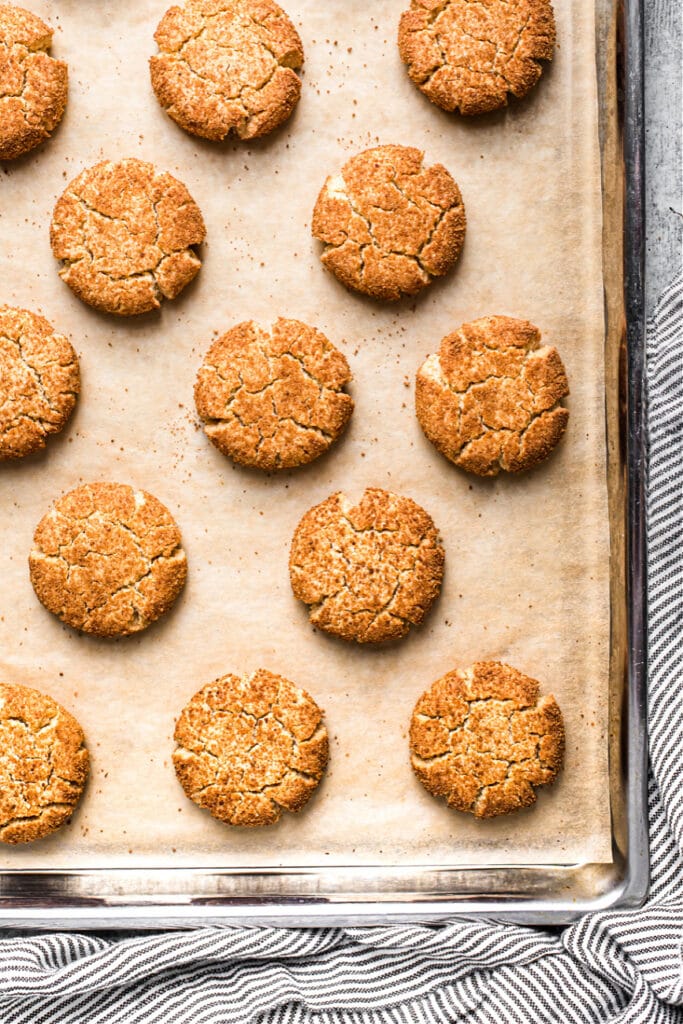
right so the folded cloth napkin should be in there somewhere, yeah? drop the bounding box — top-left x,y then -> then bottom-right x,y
0,275 -> 681,1024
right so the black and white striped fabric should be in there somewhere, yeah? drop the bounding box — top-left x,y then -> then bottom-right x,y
1,275 -> 681,1024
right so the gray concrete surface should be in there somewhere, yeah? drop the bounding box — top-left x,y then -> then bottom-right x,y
645,0 -> 682,310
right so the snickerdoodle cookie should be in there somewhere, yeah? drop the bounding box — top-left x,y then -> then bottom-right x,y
29,482 -> 187,637
195,318 -> 353,470
410,661 -> 564,818
289,488 -> 445,644
173,668 -> 328,827
415,316 -> 569,476
0,305 -> 79,460
398,0 -> 556,116
0,682 -> 89,844
0,4 -> 67,160
50,158 -> 206,316
150,0 -> 304,141
312,145 -> 466,301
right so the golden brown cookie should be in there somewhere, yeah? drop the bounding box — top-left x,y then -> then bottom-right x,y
0,682 -> 89,844
415,315 -> 569,476
173,668 -> 329,827
0,305 -> 79,460
195,318 -> 353,470
50,158 -> 206,316
398,0 -> 555,116
0,4 -> 67,160
150,0 -> 304,141
410,661 -> 564,818
289,487 -> 445,644
312,145 -> 466,301
29,482 -> 187,637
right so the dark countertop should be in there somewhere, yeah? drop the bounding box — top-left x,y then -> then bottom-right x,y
645,0 -> 682,308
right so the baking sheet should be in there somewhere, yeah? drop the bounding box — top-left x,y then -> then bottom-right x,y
0,0 -> 611,868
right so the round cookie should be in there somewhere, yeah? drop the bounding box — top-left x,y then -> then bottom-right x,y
312,145 -> 466,301
398,0 -> 556,116
29,482 -> 187,637
0,305 -> 79,460
173,669 -> 329,827
410,661 -> 564,818
415,315 -> 569,476
0,4 -> 67,160
195,318 -> 354,470
289,487 -> 445,644
150,0 -> 304,141
0,682 -> 89,844
50,158 -> 206,316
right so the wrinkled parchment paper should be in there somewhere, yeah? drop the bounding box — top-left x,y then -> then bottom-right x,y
0,0 -> 611,868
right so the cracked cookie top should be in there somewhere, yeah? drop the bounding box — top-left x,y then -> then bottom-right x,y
410,661 -> 564,818
289,487 -> 445,644
398,0 -> 555,116
173,668 -> 329,827
29,482 -> 188,637
150,0 -> 304,141
0,305 -> 79,460
415,315 -> 569,476
0,682 -> 89,844
50,158 -> 206,316
0,4 -> 68,160
311,145 -> 466,302
194,318 -> 353,471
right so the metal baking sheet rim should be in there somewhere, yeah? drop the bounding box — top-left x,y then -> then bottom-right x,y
0,0 -> 649,927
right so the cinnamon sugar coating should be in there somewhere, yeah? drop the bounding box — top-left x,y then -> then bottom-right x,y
195,318 -> 353,470
398,0 -> 555,116
0,4 -> 67,159
29,482 -> 187,637
289,487 -> 445,644
415,315 -> 569,476
410,661 -> 564,818
312,145 -> 466,301
0,305 -> 79,459
0,682 -> 89,844
50,158 -> 206,316
150,0 -> 304,141
173,669 -> 328,827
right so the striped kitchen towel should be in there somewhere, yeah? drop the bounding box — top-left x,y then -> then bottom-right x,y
0,274 -> 681,1024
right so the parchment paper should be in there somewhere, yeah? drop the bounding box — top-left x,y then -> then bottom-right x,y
0,0 -> 611,868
